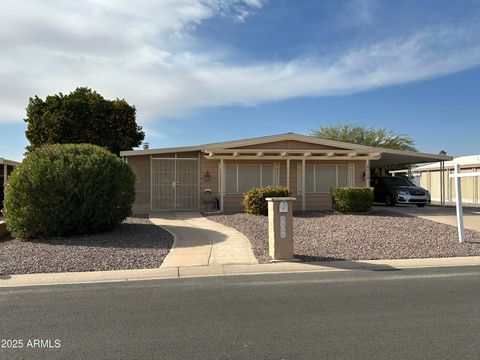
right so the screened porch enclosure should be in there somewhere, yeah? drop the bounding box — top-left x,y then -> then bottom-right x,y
225,164 -> 279,194
151,158 -> 199,210
303,164 -> 349,193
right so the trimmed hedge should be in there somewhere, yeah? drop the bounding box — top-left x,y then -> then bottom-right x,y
243,186 -> 289,216
330,187 -> 373,213
4,144 -> 135,239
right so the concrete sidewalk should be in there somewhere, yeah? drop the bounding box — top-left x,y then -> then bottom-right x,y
149,212 -> 257,268
2,256 -> 480,287
377,205 -> 480,232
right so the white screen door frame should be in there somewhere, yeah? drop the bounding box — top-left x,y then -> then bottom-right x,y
151,158 -> 199,210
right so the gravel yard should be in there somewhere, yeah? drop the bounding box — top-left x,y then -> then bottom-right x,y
0,216 -> 173,275
206,211 -> 480,263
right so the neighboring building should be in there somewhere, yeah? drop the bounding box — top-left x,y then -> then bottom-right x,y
0,157 -> 20,191
388,168 -> 421,186
414,155 -> 480,206
1,157 -> 20,211
120,133 -> 451,213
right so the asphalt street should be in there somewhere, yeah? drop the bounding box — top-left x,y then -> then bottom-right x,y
1,266 -> 480,359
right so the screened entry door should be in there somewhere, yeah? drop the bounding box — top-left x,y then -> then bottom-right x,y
152,159 -> 199,210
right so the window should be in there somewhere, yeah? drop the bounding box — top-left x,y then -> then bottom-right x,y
226,164 -> 276,194
305,164 -> 349,193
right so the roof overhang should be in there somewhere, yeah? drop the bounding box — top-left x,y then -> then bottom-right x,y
203,148 -> 381,161
120,133 -> 367,157
370,150 -> 451,167
0,158 -> 20,166
120,133 -> 453,166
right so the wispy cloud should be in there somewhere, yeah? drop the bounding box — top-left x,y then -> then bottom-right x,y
0,0 -> 479,126
143,127 -> 166,140
336,0 -> 378,28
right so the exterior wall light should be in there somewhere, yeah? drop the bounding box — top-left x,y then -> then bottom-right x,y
204,171 -> 211,182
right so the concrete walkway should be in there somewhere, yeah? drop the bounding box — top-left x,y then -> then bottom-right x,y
149,212 -> 258,268
376,205 -> 480,232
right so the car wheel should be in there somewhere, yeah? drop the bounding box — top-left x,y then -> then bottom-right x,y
416,204 -> 426,208
385,194 -> 395,206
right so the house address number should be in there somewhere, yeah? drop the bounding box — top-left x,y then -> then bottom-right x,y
280,216 -> 286,239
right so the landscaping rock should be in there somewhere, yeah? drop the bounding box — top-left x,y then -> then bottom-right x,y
0,216 -> 173,275
206,210 -> 480,263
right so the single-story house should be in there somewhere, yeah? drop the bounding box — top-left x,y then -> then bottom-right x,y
120,133 -> 451,213
393,155 -> 480,206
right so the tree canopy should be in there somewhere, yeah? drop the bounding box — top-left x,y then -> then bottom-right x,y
25,87 -> 145,155
311,124 -> 417,152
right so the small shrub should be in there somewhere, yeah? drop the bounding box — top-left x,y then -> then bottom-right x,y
4,144 -> 135,238
330,187 -> 373,213
243,186 -> 289,215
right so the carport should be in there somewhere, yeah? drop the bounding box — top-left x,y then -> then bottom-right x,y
369,148 -> 452,207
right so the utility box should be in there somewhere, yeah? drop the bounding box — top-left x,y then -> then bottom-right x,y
266,197 -> 296,261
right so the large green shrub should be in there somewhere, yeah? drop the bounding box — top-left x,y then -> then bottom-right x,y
243,186 -> 289,215
330,187 -> 373,213
4,144 -> 135,238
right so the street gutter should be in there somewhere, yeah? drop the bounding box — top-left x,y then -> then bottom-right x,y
2,256 -> 480,287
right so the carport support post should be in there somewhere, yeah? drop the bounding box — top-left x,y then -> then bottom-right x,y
440,161 -> 445,207
454,164 -> 465,243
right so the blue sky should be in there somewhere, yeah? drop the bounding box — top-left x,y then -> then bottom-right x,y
1,0 -> 480,161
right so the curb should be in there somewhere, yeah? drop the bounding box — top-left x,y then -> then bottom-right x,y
2,256 -> 480,288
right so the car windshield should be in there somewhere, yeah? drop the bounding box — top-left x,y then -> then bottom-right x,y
382,177 -> 414,187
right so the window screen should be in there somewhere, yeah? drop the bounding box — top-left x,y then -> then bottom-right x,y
315,165 -> 336,193
305,165 -> 315,193
226,164 -> 276,194
304,164 -> 351,193
262,165 -> 274,186
337,165 -> 348,187
238,166 -> 261,193
226,166 -> 237,194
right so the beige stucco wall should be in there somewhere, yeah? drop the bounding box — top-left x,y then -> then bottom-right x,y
127,155 -> 151,213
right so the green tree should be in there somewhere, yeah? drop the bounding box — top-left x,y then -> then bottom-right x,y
25,87 -> 145,155
311,124 -> 417,152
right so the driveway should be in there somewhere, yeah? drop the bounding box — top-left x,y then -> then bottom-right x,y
150,212 -> 257,267
374,205 -> 480,232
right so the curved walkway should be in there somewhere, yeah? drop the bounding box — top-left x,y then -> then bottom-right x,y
150,212 -> 258,268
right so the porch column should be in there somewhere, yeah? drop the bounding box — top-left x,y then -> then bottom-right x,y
286,158 -> 290,191
3,164 -> 7,191
301,159 -> 306,211
220,158 -> 225,212
365,159 -> 370,187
